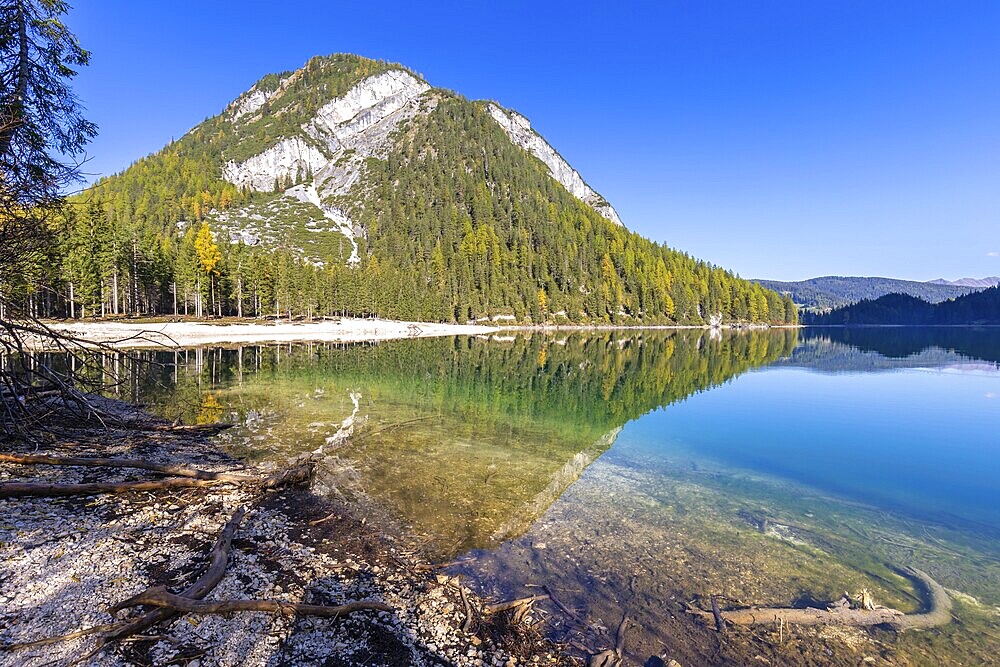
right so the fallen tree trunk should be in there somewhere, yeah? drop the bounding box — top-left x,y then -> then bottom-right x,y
116,585 -> 391,618
0,460 -> 313,498
0,477 -> 226,497
0,453 -> 258,482
687,568 -> 951,631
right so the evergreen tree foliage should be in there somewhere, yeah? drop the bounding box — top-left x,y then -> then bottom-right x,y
1,0 -> 96,319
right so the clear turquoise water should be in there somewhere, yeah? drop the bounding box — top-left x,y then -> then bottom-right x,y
109,327 -> 1000,663
620,364 -> 1000,536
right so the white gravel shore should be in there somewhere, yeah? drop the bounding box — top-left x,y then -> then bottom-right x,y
0,403 -> 565,667
38,318 -> 497,349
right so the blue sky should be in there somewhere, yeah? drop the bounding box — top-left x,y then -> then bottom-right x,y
69,1 -> 1000,281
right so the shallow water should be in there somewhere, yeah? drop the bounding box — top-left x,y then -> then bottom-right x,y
84,327 -> 1000,664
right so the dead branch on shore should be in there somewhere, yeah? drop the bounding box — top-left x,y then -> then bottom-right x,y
686,567 -> 952,631
90,506 -> 247,660
115,585 -> 391,618
1,623 -> 121,649
3,507 -> 247,659
133,422 -> 233,434
484,594 -> 550,615
1,316 -> 172,437
0,453 -> 258,482
0,477 -> 228,498
458,579 -> 475,632
541,585 -> 588,629
0,458 -> 313,498
711,594 -> 726,632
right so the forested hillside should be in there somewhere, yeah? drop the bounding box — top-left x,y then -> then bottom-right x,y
804,287 -> 1000,325
4,54 -> 796,325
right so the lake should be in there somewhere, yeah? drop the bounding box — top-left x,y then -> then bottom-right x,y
105,327 -> 1000,665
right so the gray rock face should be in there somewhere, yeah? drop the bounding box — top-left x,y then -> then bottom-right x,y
486,103 -> 623,227
228,86 -> 276,121
222,70 -> 431,199
305,71 -> 433,201
220,70 -> 432,263
222,137 -> 327,192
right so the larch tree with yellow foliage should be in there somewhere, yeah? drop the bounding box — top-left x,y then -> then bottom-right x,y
194,222 -> 222,317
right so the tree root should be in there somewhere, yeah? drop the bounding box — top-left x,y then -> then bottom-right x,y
86,506 -> 247,662
1,623 -> 120,649
686,567 -> 952,631
115,585 -> 392,618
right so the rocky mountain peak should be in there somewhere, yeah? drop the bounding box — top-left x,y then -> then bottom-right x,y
207,56 -> 624,266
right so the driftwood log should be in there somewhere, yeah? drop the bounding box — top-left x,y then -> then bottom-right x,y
116,585 -> 392,618
0,477 -> 227,498
0,458 -> 313,498
67,506 -> 249,663
484,594 -> 549,615
687,567 -> 951,631
0,453 -> 258,482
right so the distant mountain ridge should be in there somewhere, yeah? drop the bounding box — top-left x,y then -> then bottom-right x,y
755,276 -> 982,310
928,277 -> 1000,288
803,286 -> 1000,325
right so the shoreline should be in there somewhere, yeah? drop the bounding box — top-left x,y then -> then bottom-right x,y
26,318 -> 797,350
37,318 -> 499,349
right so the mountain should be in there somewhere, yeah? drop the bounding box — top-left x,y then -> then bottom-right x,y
928,277 -> 1000,288
804,286 -> 1000,325
39,53 -> 795,325
756,276 -> 976,310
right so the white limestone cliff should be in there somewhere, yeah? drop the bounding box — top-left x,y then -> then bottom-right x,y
220,70 -> 432,264
486,103 -> 623,227
228,87 -> 272,121
221,137 -> 327,192
305,71 -> 432,199
308,69 -> 430,144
